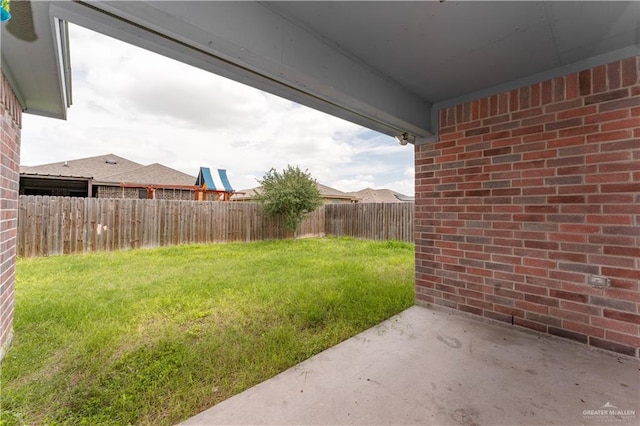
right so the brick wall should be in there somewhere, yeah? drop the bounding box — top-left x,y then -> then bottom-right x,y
415,57 -> 640,358
97,186 -> 141,199
0,71 -> 22,360
154,188 -> 193,201
97,186 -> 193,200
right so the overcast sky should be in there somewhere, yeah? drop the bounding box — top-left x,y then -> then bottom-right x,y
20,24 -> 415,195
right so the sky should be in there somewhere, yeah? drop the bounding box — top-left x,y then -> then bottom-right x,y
20,24 -> 415,195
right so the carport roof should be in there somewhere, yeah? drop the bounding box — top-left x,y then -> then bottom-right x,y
2,1 -> 638,139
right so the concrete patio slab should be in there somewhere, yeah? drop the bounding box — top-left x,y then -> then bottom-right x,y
182,305 -> 639,425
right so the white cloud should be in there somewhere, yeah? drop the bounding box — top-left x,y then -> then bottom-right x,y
21,23 -> 414,195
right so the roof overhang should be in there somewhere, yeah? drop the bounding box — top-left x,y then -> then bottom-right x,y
1,1 -> 72,119
20,172 -> 92,181
2,1 -> 638,140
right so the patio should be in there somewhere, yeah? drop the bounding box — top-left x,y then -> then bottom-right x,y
182,305 -> 639,425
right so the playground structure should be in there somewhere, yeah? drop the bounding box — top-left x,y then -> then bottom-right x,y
120,167 -> 236,201
194,167 -> 235,201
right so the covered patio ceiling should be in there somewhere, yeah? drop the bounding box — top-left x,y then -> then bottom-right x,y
2,1 -> 639,141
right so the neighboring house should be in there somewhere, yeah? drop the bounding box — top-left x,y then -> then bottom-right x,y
347,188 -> 413,203
232,183 -> 357,204
20,154 -> 196,200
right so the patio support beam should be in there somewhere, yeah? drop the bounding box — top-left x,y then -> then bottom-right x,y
52,1 -> 433,139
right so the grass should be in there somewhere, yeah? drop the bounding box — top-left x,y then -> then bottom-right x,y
0,237 -> 414,425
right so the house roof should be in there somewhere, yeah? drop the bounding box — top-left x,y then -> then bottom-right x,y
20,154 -> 196,187
20,154 -> 142,181
232,183 -> 355,201
102,163 -> 196,186
348,188 -> 414,203
316,183 -> 356,200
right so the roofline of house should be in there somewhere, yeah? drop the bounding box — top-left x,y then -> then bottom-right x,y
20,172 -> 92,181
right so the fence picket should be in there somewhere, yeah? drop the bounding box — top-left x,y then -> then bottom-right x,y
17,196 -> 413,257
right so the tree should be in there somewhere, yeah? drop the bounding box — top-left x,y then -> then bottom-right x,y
255,165 -> 322,231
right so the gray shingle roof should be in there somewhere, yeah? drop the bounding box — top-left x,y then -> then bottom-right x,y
20,154 -> 143,181
347,188 -> 413,203
20,154 -> 196,186
232,183 -> 356,201
102,163 -> 196,186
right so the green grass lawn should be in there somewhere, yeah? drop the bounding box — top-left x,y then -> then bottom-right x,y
1,238 -> 414,425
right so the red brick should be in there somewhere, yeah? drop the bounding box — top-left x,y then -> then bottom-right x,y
553,76 -> 566,102
603,245 -> 640,257
552,269 -> 588,284
606,61 -> 621,90
511,125 -> 543,137
459,304 -> 484,316
585,172 -> 631,183
545,117 -> 583,131
557,105 -> 597,120
519,87 -> 531,109
530,84 -> 541,108
590,295 -> 637,313
587,151 -> 632,164
598,162 -> 640,173
602,225 -> 640,236
605,288 -> 640,304
601,183 -> 640,193
548,232 -> 587,243
584,88 -> 629,105
549,307 -> 589,324
566,72 -> 579,99
509,89 -> 519,111
603,204 -> 640,214
558,125 -> 599,138
585,109 -> 629,124
587,130 -> 634,144
592,65 -> 607,93
479,98 -> 489,119
601,139 -> 640,153
603,309 -> 640,325
579,69 -> 591,96
560,300 -> 602,316
563,320 -> 605,338
604,330 -> 640,348
525,293 -> 559,307
592,317 -> 638,336
549,327 -> 588,344
527,311 -> 561,327
599,96 -> 640,113
588,254 -> 636,269
586,215 -> 632,225
621,56 -> 638,87
601,267 -> 640,280
515,317 -> 548,333
600,117 -> 640,131
480,311 -> 512,325
589,337 -> 636,357
515,300 -> 549,315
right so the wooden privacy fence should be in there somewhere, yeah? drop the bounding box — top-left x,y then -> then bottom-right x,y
17,196 -> 413,257
325,202 -> 414,242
